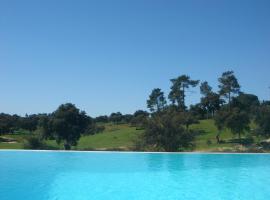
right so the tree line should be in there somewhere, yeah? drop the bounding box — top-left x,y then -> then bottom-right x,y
1,70 -> 270,151
139,71 -> 270,151
0,106 -> 147,149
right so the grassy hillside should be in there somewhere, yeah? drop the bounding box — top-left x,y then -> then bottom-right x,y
44,123 -> 143,150
0,123 -> 143,151
0,120 -> 262,152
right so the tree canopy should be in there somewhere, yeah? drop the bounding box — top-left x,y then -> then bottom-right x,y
218,71 -> 240,107
168,75 -> 199,110
48,103 -> 90,150
147,88 -> 167,112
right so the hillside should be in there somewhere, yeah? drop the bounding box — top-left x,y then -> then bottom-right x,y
0,120 -> 260,152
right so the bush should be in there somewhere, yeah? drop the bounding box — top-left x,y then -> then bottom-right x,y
23,136 -> 45,150
84,124 -> 105,135
206,140 -> 212,146
95,125 -> 105,133
142,111 -> 195,152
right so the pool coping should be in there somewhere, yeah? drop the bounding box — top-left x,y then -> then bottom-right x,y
0,149 -> 270,154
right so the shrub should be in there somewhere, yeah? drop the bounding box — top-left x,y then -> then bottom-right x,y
206,140 -> 212,146
23,136 -> 45,150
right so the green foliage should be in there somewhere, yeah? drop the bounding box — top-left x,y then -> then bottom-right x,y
0,113 -> 19,134
84,123 -> 105,135
200,81 -> 213,96
231,93 -> 260,114
109,112 -> 123,124
94,115 -> 109,123
189,103 -> 207,119
48,103 -> 90,150
168,75 -> 199,110
214,109 -> 231,131
218,71 -> 240,106
147,88 -> 167,112
226,108 -> 250,139
214,108 -> 250,141
23,136 -> 45,150
255,105 -> 270,137
143,111 -> 194,152
0,70 -> 268,153
131,110 -> 149,129
178,111 -> 199,130
200,81 -> 224,118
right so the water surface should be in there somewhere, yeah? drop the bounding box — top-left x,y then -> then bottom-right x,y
0,151 -> 270,200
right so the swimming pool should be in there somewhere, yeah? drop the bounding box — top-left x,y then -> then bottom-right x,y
0,151 -> 269,200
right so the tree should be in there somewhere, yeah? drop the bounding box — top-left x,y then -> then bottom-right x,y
39,114 -> 53,139
200,81 -> 223,118
0,113 -> 19,134
133,110 -> 149,118
214,109 -> 230,143
218,71 -> 240,109
49,103 -> 90,150
200,81 -> 212,96
226,108 -> 250,140
94,115 -> 109,123
169,75 -> 199,110
0,113 -> 9,134
19,114 -> 44,132
147,88 -> 167,112
231,92 -> 259,114
131,110 -> 149,130
84,123 -> 105,135
143,111 -> 194,152
110,112 -> 123,124
255,105 -> 270,137
178,111 -> 199,130
189,103 -> 207,120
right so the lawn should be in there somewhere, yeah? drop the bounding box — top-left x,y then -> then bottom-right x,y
0,120 -> 260,152
44,123 -> 143,150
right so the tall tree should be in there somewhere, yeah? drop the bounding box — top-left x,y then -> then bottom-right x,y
200,81 -> 212,96
200,81 -> 223,118
169,75 -> 199,110
147,88 -> 167,112
218,71 -> 240,109
49,103 -> 90,150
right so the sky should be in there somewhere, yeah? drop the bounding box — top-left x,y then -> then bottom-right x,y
0,0 -> 270,117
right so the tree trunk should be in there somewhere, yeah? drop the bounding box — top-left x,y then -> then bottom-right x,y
182,86 -> 185,111
216,134 -> 220,144
228,92 -> 231,111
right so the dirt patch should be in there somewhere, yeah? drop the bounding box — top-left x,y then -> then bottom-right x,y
0,137 -> 18,143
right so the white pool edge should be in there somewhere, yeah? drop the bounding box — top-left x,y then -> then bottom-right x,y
0,149 -> 270,155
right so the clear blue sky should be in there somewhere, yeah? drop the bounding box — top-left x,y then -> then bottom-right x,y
1,0 -> 270,117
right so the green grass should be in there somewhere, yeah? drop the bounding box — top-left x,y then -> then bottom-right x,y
191,120 -> 238,151
44,123 -> 143,150
0,120 -> 263,152
0,134 -> 25,149
77,124 -> 143,150
191,120 -> 259,151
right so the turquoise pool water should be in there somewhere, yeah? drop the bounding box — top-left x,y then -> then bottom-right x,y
0,151 -> 270,200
